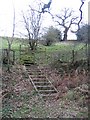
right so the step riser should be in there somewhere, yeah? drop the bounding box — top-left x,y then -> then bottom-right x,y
27,71 -> 42,73
32,77 -> 47,80
24,63 -> 35,66
26,69 -> 41,71
34,82 -> 50,85
41,95 -> 56,99
30,76 -> 46,79
26,69 -> 41,72
27,72 -> 43,75
37,87 -> 54,90
32,79 -> 48,82
39,91 -> 57,94
25,65 -> 38,68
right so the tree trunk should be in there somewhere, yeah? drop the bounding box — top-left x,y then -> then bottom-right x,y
63,33 -> 67,41
29,40 -> 37,51
63,28 -> 68,41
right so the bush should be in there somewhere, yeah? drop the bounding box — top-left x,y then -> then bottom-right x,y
42,26 -> 62,46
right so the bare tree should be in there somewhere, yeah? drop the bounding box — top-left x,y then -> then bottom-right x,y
6,2 -> 15,72
22,4 -> 42,50
71,0 -> 85,33
42,0 -> 52,13
55,8 -> 78,41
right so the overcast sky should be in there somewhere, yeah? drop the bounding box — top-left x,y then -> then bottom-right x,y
0,0 -> 89,39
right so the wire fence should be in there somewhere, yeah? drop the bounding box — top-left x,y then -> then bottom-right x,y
1,43 -> 88,66
34,44 -> 88,66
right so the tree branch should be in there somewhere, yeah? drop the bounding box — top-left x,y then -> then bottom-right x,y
71,0 -> 85,33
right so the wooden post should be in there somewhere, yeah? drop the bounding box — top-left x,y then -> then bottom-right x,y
19,45 -> 21,60
72,50 -> 75,63
45,48 -> 47,65
7,44 -> 11,72
13,50 -> 15,64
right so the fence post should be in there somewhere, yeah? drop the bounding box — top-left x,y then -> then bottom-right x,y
19,44 -> 21,61
45,48 -> 47,65
13,50 -> 15,64
72,50 -> 75,63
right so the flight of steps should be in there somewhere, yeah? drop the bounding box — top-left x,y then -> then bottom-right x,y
24,63 -> 58,99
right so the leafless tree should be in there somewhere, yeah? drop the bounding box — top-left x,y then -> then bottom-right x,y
55,8 -> 78,41
22,4 -> 42,50
6,2 -> 15,72
42,0 -> 52,13
71,0 -> 85,33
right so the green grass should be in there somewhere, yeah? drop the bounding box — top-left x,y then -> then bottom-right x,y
37,43 -> 74,53
1,37 -> 87,65
1,37 -> 86,52
35,42 -> 87,65
1,37 -> 27,50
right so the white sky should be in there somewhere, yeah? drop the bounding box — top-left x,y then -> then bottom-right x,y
0,0 -> 89,39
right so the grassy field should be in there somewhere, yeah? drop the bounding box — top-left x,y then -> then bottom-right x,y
35,41 -> 87,65
1,37 -> 88,65
1,37 -> 22,50
1,37 -> 86,50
